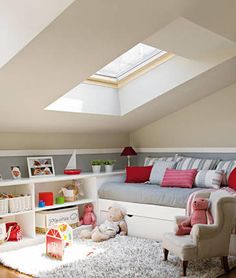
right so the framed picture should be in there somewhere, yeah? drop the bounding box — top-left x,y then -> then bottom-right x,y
11,166 -> 22,179
27,157 -> 55,178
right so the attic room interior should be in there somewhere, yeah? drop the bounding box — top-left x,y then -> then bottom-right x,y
0,1 -> 236,277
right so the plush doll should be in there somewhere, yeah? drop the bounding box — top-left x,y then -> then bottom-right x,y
176,198 -> 213,235
79,203 -> 96,228
79,205 -> 128,242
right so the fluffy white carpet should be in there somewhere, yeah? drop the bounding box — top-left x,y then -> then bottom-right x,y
0,236 -> 235,278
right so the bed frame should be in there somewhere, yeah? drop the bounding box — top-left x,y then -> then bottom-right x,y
98,198 -> 185,240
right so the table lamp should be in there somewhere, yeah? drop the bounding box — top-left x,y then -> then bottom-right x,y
121,146 -> 137,166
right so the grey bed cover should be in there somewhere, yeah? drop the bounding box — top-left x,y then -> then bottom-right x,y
98,182 -> 201,209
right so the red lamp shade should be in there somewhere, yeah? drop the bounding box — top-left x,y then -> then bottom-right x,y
121,146 -> 137,166
121,146 -> 137,156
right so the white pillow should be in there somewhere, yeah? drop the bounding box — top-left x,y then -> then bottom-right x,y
149,161 -> 176,184
195,170 -> 224,189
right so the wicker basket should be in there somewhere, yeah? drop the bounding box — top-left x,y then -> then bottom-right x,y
0,199 -> 8,215
8,196 -> 32,213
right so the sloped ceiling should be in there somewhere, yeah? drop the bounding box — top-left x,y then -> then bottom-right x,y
0,0 -> 235,133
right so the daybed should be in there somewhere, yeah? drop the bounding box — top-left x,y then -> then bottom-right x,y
97,155 -> 236,242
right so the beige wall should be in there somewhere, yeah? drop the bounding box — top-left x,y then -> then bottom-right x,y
130,82 -> 236,148
0,132 -> 129,149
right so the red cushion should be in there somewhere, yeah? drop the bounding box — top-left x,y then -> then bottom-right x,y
125,166 -> 153,183
161,169 -> 198,188
228,167 -> 236,191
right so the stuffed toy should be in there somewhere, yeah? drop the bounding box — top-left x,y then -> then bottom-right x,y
79,203 -> 96,228
176,198 -> 213,235
79,205 -> 128,242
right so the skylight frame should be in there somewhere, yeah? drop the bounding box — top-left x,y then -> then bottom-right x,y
86,51 -> 174,88
94,43 -> 166,80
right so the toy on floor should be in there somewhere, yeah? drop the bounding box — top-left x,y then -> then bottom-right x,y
175,198 -> 213,235
79,205 -> 128,242
46,223 -> 73,260
79,203 -> 96,228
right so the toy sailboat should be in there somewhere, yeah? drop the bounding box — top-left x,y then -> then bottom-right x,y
64,150 -> 81,175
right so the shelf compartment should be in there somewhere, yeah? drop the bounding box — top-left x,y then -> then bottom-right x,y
35,198 -> 95,211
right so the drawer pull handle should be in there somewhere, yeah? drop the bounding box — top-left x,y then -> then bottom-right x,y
127,214 -> 133,217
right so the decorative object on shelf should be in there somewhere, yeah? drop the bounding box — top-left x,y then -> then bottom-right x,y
10,166 -> 21,179
91,160 -> 103,173
103,160 -> 116,173
79,205 -> 127,242
27,156 -> 55,178
5,222 -> 22,242
36,207 -> 79,234
46,223 -> 73,260
56,196 -> 65,205
39,192 -> 54,206
38,200 -> 46,208
59,180 -> 83,202
64,150 -> 81,175
79,203 -> 96,228
120,146 -> 137,166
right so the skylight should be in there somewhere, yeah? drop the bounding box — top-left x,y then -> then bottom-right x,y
95,43 -> 165,79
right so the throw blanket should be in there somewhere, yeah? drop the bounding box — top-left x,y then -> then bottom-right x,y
186,187 -> 236,234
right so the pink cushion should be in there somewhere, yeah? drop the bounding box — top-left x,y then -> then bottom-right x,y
161,169 -> 198,188
228,167 -> 236,191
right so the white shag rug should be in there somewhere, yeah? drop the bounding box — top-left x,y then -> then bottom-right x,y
0,236 -> 235,278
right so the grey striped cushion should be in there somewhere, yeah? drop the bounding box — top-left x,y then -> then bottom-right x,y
216,160 -> 236,185
144,155 -> 183,166
176,157 -> 219,170
149,161 -> 176,184
195,170 -> 224,188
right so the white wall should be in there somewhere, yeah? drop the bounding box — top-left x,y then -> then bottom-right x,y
118,54 -> 229,115
46,83 -> 120,116
130,82 -> 236,148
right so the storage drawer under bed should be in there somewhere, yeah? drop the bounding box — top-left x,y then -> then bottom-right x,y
98,199 -> 185,240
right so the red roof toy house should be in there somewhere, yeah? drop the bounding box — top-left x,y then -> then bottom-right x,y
46,223 -> 73,260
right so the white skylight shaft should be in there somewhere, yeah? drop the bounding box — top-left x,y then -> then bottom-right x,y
95,43 -> 164,79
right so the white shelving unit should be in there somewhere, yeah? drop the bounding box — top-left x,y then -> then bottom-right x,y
0,170 -> 124,252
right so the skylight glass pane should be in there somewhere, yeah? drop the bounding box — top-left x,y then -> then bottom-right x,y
96,43 -> 162,79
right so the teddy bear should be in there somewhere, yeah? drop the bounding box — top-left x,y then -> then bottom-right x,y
79,205 -> 128,242
176,197 -> 213,235
79,203 -> 96,228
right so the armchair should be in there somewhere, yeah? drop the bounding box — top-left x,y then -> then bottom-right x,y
162,190 -> 236,276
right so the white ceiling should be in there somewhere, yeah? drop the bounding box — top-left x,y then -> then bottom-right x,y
0,0 -> 235,133
0,0 -> 74,68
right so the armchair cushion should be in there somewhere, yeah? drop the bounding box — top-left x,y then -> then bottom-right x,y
163,233 -> 197,260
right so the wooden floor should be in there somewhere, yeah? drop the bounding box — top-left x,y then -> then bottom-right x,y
0,264 -> 236,278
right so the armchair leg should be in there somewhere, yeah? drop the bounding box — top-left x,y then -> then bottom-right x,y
221,256 -> 230,273
182,260 -> 188,277
163,248 -> 169,261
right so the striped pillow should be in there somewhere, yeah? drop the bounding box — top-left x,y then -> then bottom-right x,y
216,160 -> 236,185
176,157 -> 219,171
195,170 -> 224,189
149,161 -> 176,184
144,155 -> 183,166
161,169 -> 198,188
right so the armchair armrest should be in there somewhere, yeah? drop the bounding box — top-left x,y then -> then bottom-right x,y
175,216 -> 188,225
191,224 -> 219,243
